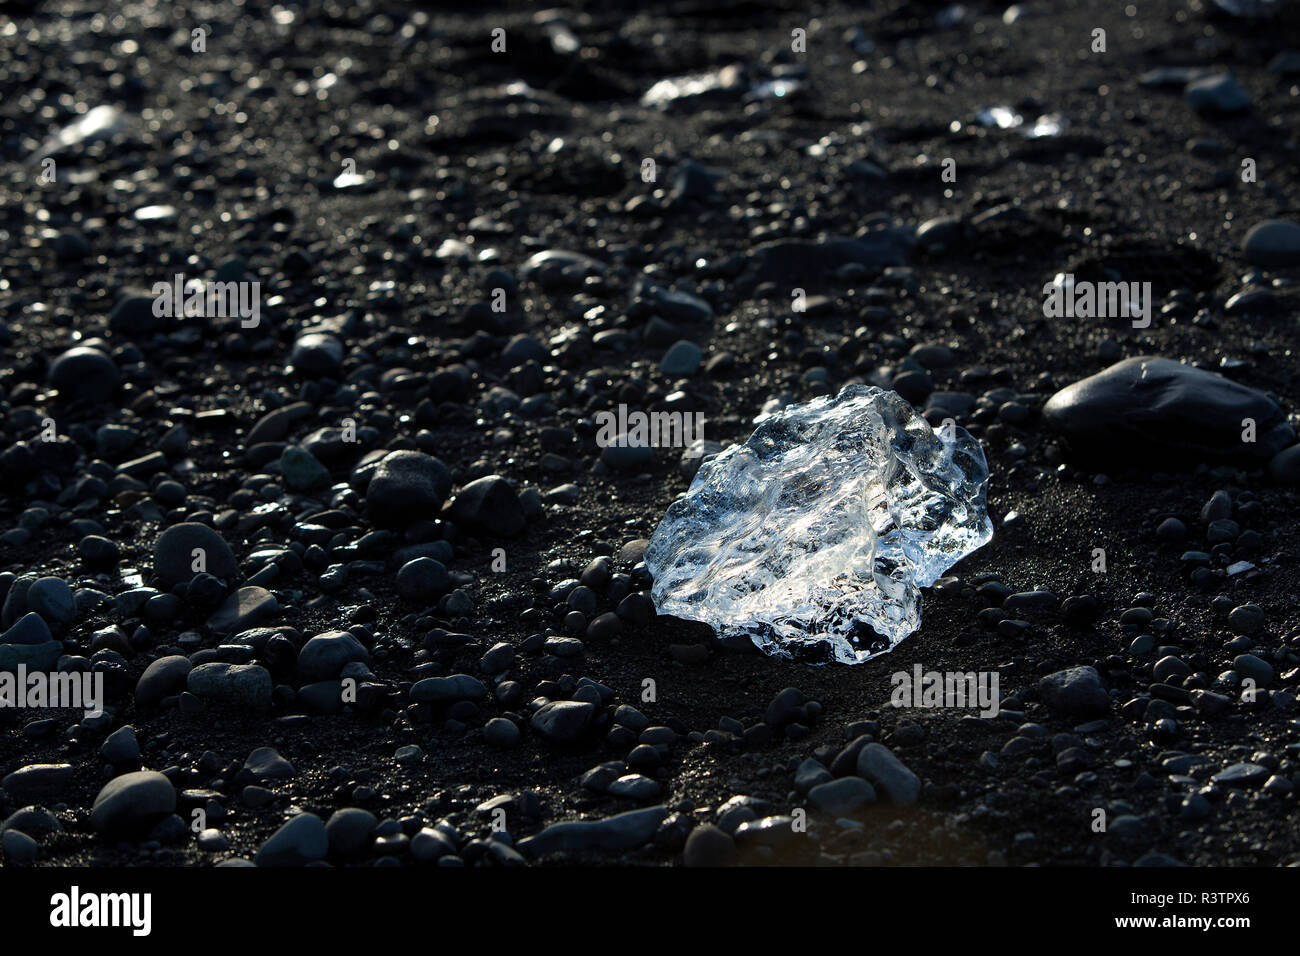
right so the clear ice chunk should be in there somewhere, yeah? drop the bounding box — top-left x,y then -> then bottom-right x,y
644,385 -> 993,664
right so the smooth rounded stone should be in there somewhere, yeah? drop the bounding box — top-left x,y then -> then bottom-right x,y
682,823 -> 735,867
1186,74 -> 1252,114
244,747 -> 295,780
599,441 -> 656,471
1042,356 -> 1293,463
749,234 -> 908,284
395,557 -> 451,602
517,806 -> 667,856
608,774 -> 662,800
1002,590 -> 1059,615
1,828 -> 37,863
290,332 -> 345,376
0,640 -> 61,671
100,726 -> 140,765
78,535 -> 120,565
1,764 -> 73,804
808,777 -> 876,815
410,673 -> 487,704
794,758 -> 834,792
447,475 -> 525,537
1201,489 -> 1233,523
520,249 -> 607,287
109,291 -> 169,336
207,586 -> 279,633
326,808 -> 377,857
1152,656 -> 1190,683
915,215 -> 964,253
186,662 -> 272,711
410,827 -> 457,863
1,612 -> 52,645
255,812 -> 328,866
245,402 -> 313,446
1038,666 -> 1110,715
1268,444 -> 1300,483
483,717 -> 521,747
365,451 -> 453,528
1228,603 -> 1265,635
299,680 -> 344,714
92,770 -> 176,836
733,815 -> 799,848
660,340 -> 702,376
1211,763 -> 1269,788
1243,219 -> 1300,268
279,446 -> 329,491
480,642 -> 514,674
48,346 -> 119,403
196,827 -> 230,851
26,577 -> 74,625
855,744 -> 921,806
154,523 -> 240,587
295,630 -> 370,682
135,655 -> 192,705
544,636 -> 583,658
1233,653 -> 1273,685
530,700 -> 597,743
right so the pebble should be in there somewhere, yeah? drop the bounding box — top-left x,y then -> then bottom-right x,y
91,771 -> 176,836
100,726 -> 140,765
326,808 -> 377,857
447,475 -> 525,537
297,631 -> 370,682
410,673 -> 487,703
396,557 -> 451,602
1,829 -> 38,863
1232,653 -> 1273,685
855,744 -> 921,805
244,747 -> 295,780
207,586 -> 279,633
135,655 -> 192,705
1,764 -> 73,804
1268,444 -> 1300,483
809,777 -> 876,815
517,806 -> 667,856
682,823 -> 735,867
484,717 -> 521,747
660,340 -> 702,376
1038,666 -> 1110,716
255,812 -> 329,866
1228,603 -> 1264,635
1185,74 -> 1252,114
279,446 -> 330,491
365,451 -> 453,528
1043,356 -> 1292,463
1243,219 -> 1300,268
154,523 -> 240,588
290,332 -> 345,377
530,700 -> 597,743
47,346 -> 119,403
186,662 -> 273,710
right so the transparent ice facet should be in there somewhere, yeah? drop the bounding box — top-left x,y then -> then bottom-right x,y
644,385 -> 993,664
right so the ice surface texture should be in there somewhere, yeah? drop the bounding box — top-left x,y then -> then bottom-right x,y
645,385 -> 993,664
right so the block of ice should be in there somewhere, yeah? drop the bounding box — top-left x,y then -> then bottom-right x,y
645,385 -> 992,664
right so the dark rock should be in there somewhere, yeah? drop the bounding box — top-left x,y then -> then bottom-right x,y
1043,357 -> 1292,463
